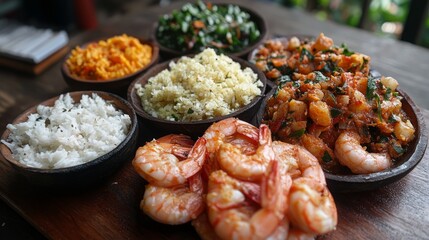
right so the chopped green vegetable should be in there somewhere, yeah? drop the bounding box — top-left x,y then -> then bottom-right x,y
314,71 -> 329,82
375,94 -> 383,121
187,108 -> 194,114
366,77 -> 377,101
388,114 -> 398,123
289,128 -> 305,138
393,144 -> 405,154
384,87 -> 392,99
340,43 -> 355,56
299,48 -> 314,62
322,151 -> 332,163
330,108 -> 342,118
156,1 -> 261,53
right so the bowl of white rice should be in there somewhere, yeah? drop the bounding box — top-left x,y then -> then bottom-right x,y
0,91 -> 139,189
127,48 -> 267,137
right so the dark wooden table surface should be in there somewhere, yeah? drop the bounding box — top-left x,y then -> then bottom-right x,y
1,0 -> 428,239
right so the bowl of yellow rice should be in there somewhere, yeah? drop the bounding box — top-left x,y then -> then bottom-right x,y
62,34 -> 159,95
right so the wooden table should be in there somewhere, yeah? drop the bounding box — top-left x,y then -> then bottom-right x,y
0,1 -> 428,239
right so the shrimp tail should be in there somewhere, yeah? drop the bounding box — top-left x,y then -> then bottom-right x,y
180,137 -> 208,179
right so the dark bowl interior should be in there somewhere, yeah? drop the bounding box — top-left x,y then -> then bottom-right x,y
256,86 -> 427,192
61,38 -> 159,96
0,91 -> 139,190
154,3 -> 267,59
128,55 -> 267,138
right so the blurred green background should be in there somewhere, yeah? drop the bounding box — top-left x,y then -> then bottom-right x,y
277,0 -> 429,48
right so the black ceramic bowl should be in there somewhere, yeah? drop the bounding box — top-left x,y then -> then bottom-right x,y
324,89 -> 427,192
0,91 -> 139,189
154,3 -> 267,59
256,86 -> 427,192
61,37 -> 159,95
127,54 -> 267,138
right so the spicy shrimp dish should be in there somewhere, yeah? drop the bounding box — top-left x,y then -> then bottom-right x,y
251,33 -> 416,174
132,118 -> 338,239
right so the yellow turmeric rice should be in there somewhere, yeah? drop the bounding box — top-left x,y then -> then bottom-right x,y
66,34 -> 152,80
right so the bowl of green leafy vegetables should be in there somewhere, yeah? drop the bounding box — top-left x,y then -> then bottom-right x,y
154,1 -> 267,59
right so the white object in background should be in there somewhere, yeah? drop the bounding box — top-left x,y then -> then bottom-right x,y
0,20 -> 69,64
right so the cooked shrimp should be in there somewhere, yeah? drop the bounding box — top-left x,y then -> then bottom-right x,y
133,137 -> 207,187
207,161 -> 291,240
272,141 -> 325,184
287,227 -> 316,240
335,130 -> 392,174
202,118 -> 259,178
141,173 -> 205,225
288,177 -> 337,235
216,124 -> 275,181
266,218 -> 290,240
192,212 -> 222,240
203,117 -> 259,156
156,134 -> 195,147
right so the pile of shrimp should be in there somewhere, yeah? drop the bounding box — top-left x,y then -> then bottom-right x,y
132,118 -> 337,240
251,33 -> 416,174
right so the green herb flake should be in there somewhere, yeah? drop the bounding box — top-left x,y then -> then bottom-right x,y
322,151 -> 332,163
292,81 -> 300,88
187,108 -> 194,114
366,77 -> 377,101
314,71 -> 329,82
341,43 -> 355,56
300,48 -> 314,62
330,108 -> 342,118
277,75 -> 292,86
375,94 -> 383,121
289,128 -> 305,138
388,114 -> 398,123
171,114 -> 179,121
327,91 -> 337,104
384,87 -> 392,99
379,135 -> 389,143
393,144 -> 405,154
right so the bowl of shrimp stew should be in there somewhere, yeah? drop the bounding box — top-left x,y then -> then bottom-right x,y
252,33 -> 428,192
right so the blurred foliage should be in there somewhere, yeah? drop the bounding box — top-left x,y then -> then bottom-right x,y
278,0 -> 429,48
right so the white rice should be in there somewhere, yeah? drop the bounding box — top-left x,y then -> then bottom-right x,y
1,93 -> 131,169
135,48 -> 263,121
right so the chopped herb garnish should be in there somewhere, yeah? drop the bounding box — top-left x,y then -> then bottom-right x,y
327,91 -> 337,104
171,114 -> 179,121
393,144 -> 405,154
277,75 -> 292,86
292,81 -> 300,88
334,86 -> 345,95
314,71 -> 329,82
374,94 -> 383,121
384,87 -> 392,99
341,43 -> 355,56
366,77 -> 377,101
379,135 -> 389,143
300,48 -> 314,62
388,114 -> 398,123
322,151 -> 332,163
289,128 -> 305,138
187,108 -> 194,114
330,108 -> 342,118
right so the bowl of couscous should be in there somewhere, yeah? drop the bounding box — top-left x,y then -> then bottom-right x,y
61,35 -> 159,95
127,48 -> 267,138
